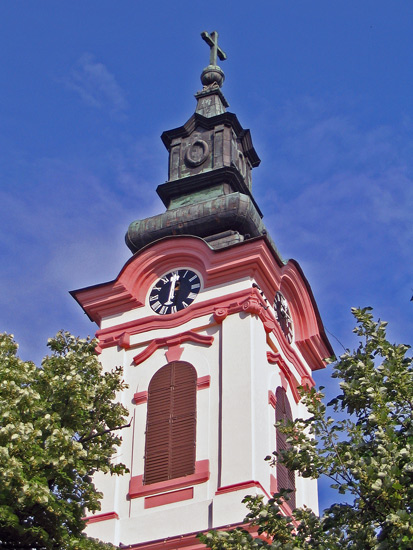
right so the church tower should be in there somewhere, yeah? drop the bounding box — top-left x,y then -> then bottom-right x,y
71,32 -> 333,549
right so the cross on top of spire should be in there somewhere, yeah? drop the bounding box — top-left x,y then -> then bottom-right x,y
201,31 -> 227,66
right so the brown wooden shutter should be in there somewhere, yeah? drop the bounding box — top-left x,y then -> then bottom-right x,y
275,387 -> 296,509
144,362 -> 197,485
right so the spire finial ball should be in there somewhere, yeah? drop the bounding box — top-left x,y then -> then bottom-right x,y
200,31 -> 227,89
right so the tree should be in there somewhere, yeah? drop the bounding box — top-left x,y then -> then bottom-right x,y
199,308 -> 413,549
0,331 -> 130,549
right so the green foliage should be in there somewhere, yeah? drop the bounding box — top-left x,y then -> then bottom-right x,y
199,308 -> 413,550
0,331 -> 129,549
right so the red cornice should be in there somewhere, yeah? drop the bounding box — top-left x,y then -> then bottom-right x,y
96,287 -> 325,374
129,460 -> 210,500
72,237 -> 331,371
120,522 -> 260,550
133,331 -> 214,366
83,511 -> 119,524
95,288 -> 251,350
215,480 -> 271,499
144,487 -> 194,509
133,391 -> 148,405
197,375 -> 211,390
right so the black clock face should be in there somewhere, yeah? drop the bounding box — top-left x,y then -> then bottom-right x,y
149,269 -> 201,315
274,291 -> 294,343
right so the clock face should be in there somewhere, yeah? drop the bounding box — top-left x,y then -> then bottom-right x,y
149,269 -> 201,315
274,291 -> 294,343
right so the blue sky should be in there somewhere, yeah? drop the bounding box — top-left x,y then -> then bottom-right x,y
1,1 -> 412,512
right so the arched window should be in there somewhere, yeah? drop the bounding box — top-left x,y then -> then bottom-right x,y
144,361 -> 197,485
275,387 -> 296,509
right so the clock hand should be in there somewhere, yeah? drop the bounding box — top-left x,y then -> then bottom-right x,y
165,272 -> 180,305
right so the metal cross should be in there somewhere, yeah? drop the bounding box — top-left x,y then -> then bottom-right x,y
201,31 -> 227,66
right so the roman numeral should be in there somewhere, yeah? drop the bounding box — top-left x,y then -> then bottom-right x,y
152,301 -> 162,311
149,294 -> 159,301
187,292 -> 197,300
189,275 -> 198,282
171,305 -> 177,314
159,305 -> 168,315
191,283 -> 200,289
182,301 -> 189,308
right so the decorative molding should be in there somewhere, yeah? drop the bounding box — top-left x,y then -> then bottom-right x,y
133,391 -> 148,405
215,480 -> 270,500
165,345 -> 184,363
97,288 -> 251,349
123,522 -> 262,550
213,307 -> 228,323
72,236 -> 332,370
83,511 -> 118,524
280,371 -> 289,392
95,330 -> 131,354
270,474 -> 295,519
241,295 -> 262,316
267,351 -> 301,404
133,377 -> 209,405
197,375 -> 211,390
268,390 -> 277,409
301,374 -> 315,389
129,459 -> 209,500
144,487 -> 194,509
270,473 -> 277,495
133,331 -> 214,366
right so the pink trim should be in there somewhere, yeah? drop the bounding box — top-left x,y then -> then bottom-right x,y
270,473 -> 277,494
133,391 -> 148,405
165,344 -> 184,362
129,459 -> 209,499
133,331 -> 214,366
144,487 -> 194,509
267,351 -> 302,404
83,511 -> 118,524
301,374 -> 315,389
216,480 -> 270,499
268,390 -> 277,409
97,288 -> 250,350
213,307 -> 228,323
72,237 -> 331,371
280,371 -> 289,392
270,475 -> 295,518
123,522 -> 262,550
94,330 -> 131,354
197,375 -> 210,390
133,378 -> 210,404
97,287 -> 320,384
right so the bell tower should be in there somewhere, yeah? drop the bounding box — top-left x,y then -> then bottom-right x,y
71,32 -> 333,549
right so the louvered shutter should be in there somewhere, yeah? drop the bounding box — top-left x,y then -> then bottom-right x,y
144,362 -> 197,485
275,387 -> 296,509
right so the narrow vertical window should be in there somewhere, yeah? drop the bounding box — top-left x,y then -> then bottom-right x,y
144,361 -> 197,485
275,387 -> 296,509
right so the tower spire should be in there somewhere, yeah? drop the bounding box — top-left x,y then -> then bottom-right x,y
200,31 -> 226,89
195,31 -> 229,117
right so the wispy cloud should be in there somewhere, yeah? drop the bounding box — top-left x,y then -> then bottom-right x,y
64,53 -> 128,118
0,134 -> 166,363
253,95 -> 413,346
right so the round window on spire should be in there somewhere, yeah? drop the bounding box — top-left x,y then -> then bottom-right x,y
184,139 -> 209,167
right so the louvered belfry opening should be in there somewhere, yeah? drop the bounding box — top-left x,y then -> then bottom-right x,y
144,361 -> 197,485
275,386 -> 296,509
